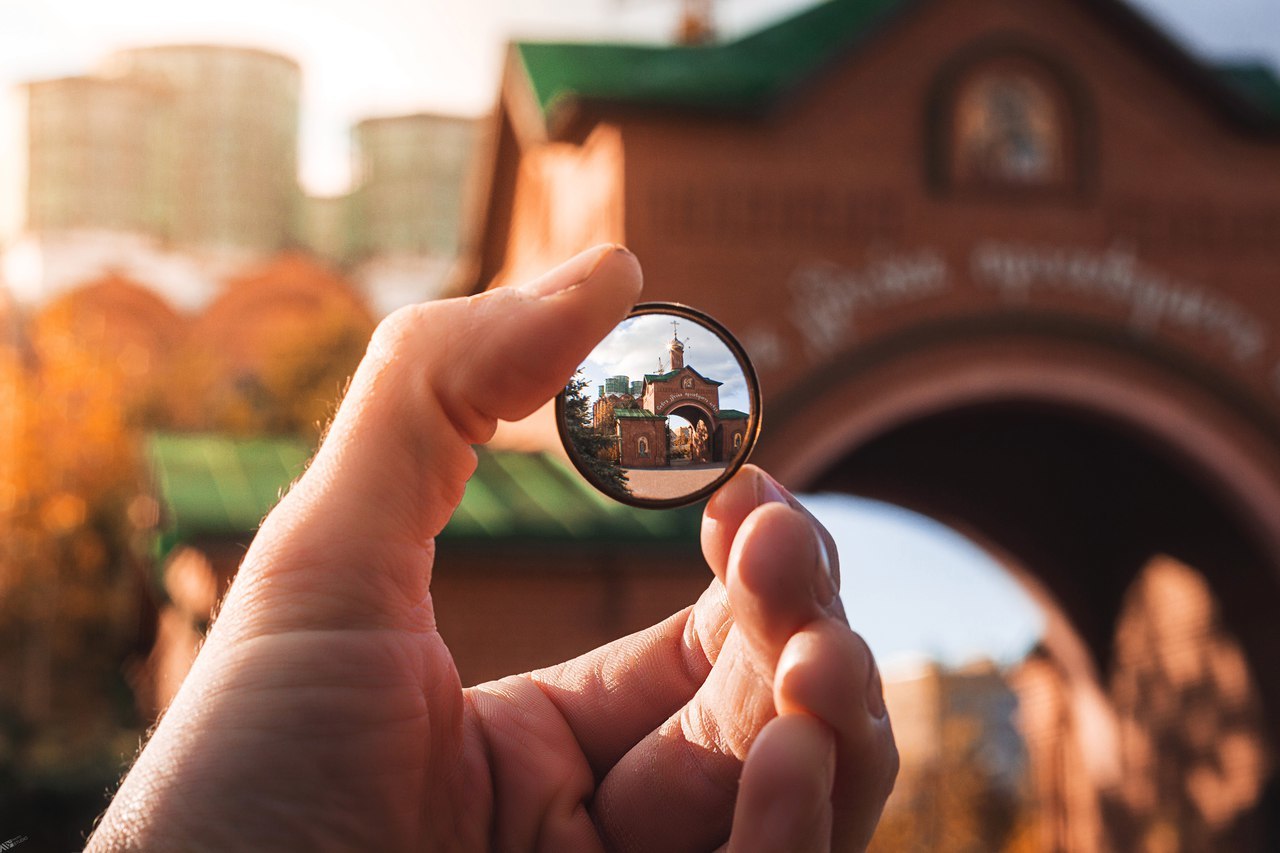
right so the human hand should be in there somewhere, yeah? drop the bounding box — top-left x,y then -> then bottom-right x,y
89,246 -> 897,851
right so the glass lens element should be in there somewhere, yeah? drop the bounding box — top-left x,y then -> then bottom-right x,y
555,302 -> 761,508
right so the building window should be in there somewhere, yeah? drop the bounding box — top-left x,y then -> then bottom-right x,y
733,432 -> 743,450
638,436 -> 649,457
932,48 -> 1087,196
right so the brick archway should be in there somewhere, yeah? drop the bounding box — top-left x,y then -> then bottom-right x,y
662,401 -> 718,462
659,399 -> 717,424
756,327 -> 1280,850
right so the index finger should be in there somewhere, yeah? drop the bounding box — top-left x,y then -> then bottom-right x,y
703,467 -> 842,605
227,245 -> 643,636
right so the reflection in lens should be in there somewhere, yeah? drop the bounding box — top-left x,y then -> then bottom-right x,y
557,304 -> 759,508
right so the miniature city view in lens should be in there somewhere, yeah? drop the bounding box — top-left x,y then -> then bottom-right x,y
557,304 -> 760,508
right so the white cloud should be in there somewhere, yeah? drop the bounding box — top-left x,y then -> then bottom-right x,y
579,313 -> 753,413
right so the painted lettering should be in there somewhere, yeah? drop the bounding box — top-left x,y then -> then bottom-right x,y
787,250 -> 950,360
971,242 -> 1267,362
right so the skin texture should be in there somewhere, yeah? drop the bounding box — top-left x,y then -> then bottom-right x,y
88,246 -> 898,852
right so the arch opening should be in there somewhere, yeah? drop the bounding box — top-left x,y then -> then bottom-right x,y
665,402 -> 719,465
801,490 -> 1044,852
808,399 -> 1279,851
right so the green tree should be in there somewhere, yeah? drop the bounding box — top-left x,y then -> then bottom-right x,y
563,371 -> 629,498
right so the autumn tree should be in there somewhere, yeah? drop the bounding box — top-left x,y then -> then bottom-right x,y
868,715 -> 1037,853
167,253 -> 376,438
227,299 -> 373,437
0,259 -> 374,837
0,302 -> 151,759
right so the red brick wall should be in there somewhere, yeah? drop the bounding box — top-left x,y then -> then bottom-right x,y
617,417 -> 669,467
647,371 -> 722,418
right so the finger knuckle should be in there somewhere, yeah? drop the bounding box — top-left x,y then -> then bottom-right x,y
878,730 -> 901,798
369,302 -> 433,361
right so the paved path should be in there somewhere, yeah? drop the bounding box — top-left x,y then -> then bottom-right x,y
624,463 -> 729,500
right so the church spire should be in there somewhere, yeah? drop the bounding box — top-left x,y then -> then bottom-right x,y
669,319 -> 685,370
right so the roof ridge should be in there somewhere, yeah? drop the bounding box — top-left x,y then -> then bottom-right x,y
146,434 -> 700,550
1212,61 -> 1280,119
515,0 -> 907,118
512,0 -> 1280,129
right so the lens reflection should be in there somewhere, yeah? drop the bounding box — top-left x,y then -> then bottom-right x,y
558,304 -> 759,508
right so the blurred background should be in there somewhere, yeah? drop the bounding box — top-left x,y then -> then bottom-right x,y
1,0 -> 1278,849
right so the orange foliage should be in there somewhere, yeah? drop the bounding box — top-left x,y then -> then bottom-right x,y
0,302 -> 149,732
191,252 -> 373,374
32,272 -> 185,421
868,717 -> 1037,853
21,255 -> 377,439
0,253 -> 376,796
171,252 -> 376,436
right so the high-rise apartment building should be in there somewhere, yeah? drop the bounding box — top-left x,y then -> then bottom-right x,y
99,46 -> 302,252
9,45 -> 303,306
350,113 -> 477,259
25,75 -> 163,235
341,112 -> 481,313
9,45 -> 479,313
22,45 -> 300,254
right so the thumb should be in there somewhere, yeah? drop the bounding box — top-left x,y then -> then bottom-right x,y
725,713 -> 836,853
228,245 -> 642,633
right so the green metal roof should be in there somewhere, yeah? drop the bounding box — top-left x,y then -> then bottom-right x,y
643,367 -> 724,386
148,433 -> 311,553
1215,62 -> 1280,120
614,408 -> 666,419
147,433 -> 700,557
515,0 -> 904,118
514,0 -> 1280,124
718,409 -> 750,420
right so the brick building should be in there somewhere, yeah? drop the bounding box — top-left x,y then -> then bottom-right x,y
614,408 -> 670,467
588,328 -> 750,468
455,0 -> 1280,847
639,355 -> 749,465
139,436 -> 705,711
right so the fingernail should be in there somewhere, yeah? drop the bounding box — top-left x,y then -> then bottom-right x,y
866,652 -> 887,720
517,244 -> 630,298
812,528 -> 837,606
756,470 -> 788,506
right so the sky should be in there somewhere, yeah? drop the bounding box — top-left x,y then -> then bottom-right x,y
579,313 -> 752,413
802,495 -> 1044,670
0,0 -> 1275,195
1,0 -> 1275,669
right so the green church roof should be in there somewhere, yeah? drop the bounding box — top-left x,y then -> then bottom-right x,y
147,433 -> 700,559
614,408 -> 667,419
718,409 -> 751,420
1215,61 -> 1280,119
643,367 -> 724,386
514,0 -> 1280,125
515,0 -> 904,118
148,433 -> 311,547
